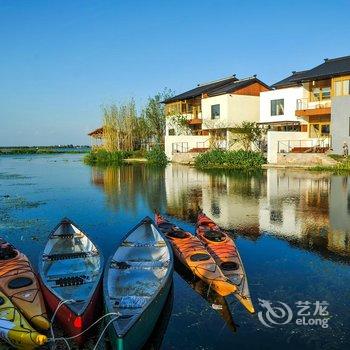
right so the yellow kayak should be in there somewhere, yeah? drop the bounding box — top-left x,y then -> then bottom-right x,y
0,291 -> 47,349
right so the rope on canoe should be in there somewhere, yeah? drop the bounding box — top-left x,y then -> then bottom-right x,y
49,310 -> 121,350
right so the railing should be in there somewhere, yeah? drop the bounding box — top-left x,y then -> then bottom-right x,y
172,142 -> 189,153
196,139 -> 228,150
296,98 -> 331,110
277,138 -> 332,154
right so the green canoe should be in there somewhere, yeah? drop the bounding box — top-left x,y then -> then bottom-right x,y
104,217 -> 174,350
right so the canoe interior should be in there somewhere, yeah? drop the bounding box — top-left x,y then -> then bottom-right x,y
41,220 -> 102,314
107,220 -> 171,337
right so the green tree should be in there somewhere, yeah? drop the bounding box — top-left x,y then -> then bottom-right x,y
143,88 -> 174,144
231,121 -> 266,152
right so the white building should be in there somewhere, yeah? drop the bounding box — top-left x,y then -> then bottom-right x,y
163,75 -> 270,160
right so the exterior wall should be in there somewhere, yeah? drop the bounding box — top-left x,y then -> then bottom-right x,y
267,131 -> 309,163
260,86 -> 305,124
165,114 -> 197,136
331,95 -> 350,154
164,135 -> 208,160
201,94 -> 260,129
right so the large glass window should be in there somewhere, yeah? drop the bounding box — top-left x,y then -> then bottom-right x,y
333,77 -> 350,97
343,79 -> 350,95
211,104 -> 220,119
271,99 -> 284,116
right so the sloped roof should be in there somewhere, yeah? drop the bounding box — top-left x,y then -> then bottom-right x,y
271,70 -> 309,89
163,75 -> 270,103
207,77 -> 270,96
163,75 -> 238,103
290,55 -> 350,82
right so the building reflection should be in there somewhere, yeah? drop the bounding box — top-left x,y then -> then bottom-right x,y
90,163 -> 350,262
163,165 -> 350,262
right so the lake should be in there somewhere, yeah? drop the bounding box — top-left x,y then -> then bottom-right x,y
0,154 -> 349,350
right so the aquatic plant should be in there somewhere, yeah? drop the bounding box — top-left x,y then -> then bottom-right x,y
194,149 -> 265,170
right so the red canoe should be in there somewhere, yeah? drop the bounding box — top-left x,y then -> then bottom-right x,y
38,218 -> 103,343
196,212 -> 254,313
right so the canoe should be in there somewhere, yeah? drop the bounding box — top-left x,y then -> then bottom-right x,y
196,212 -> 255,313
0,290 -> 47,349
155,213 -> 236,297
104,217 -> 173,350
38,218 -> 103,343
0,239 -> 50,331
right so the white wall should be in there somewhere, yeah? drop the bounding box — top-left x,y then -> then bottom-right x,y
260,86 -> 305,123
164,135 -> 208,160
201,94 -> 260,129
331,96 -> 350,154
267,131 -> 309,163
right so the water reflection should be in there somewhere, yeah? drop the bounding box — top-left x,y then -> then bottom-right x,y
174,261 -> 237,333
90,164 -> 350,263
91,165 -> 167,213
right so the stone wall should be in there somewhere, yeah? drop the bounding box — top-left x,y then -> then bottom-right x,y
277,153 -> 338,166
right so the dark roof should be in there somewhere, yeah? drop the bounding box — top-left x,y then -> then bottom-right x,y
207,77 -> 270,96
163,75 -> 238,103
290,55 -> 350,82
271,70 -> 309,89
163,75 -> 270,103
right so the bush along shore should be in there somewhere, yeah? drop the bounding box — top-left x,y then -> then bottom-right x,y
194,149 -> 265,170
84,147 -> 168,167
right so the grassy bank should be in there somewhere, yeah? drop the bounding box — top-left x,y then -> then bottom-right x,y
84,147 -> 168,166
309,156 -> 350,174
194,149 -> 265,170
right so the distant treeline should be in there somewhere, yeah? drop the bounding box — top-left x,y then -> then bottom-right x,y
0,146 -> 90,155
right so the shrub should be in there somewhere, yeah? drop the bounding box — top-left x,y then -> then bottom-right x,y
146,146 -> 168,166
194,149 -> 265,170
84,149 -> 128,165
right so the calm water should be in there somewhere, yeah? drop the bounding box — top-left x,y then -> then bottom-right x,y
0,154 -> 349,350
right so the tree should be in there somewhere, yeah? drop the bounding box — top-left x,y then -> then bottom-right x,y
231,121 -> 266,151
143,88 -> 174,144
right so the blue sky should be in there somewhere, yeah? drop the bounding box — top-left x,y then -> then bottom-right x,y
1,0 -> 350,146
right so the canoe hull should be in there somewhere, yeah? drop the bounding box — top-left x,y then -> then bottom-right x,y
40,278 -> 102,344
155,213 -> 235,297
107,277 -> 172,350
0,242 -> 49,331
196,212 -> 254,313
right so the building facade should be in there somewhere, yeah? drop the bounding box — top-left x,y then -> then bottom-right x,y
163,75 -> 270,160
263,55 -> 350,163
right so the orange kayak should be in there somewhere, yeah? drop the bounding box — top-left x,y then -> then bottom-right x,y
196,212 -> 254,313
0,239 -> 50,330
155,213 -> 235,297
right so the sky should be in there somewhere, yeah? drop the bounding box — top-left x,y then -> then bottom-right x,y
1,0 -> 350,146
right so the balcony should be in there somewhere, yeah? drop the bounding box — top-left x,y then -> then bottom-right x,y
295,98 -> 331,117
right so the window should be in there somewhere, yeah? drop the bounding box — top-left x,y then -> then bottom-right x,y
333,76 -> 350,96
168,128 -> 175,136
211,104 -> 220,119
271,99 -> 284,116
343,79 -> 350,95
310,79 -> 331,101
